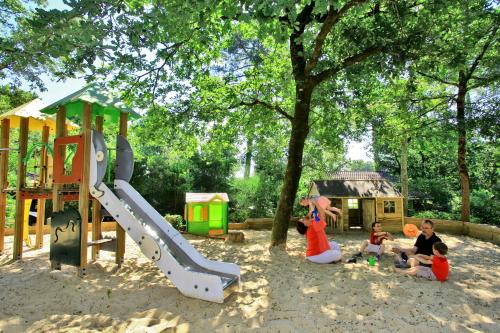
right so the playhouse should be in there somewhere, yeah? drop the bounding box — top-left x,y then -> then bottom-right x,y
184,193 -> 229,236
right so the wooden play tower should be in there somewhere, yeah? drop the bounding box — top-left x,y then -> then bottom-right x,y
0,98 -> 77,255
0,85 -> 140,276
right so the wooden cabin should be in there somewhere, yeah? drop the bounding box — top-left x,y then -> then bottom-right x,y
308,171 -> 404,232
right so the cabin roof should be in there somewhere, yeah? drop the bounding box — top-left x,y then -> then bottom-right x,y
312,171 -> 402,198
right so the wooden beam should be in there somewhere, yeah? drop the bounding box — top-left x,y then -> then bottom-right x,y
91,115 -> 104,261
51,106 -> 66,270
78,102 -> 92,276
52,106 -> 66,212
0,118 -> 10,254
13,117 -> 29,260
35,125 -> 50,249
116,112 -> 128,265
341,198 -> 348,232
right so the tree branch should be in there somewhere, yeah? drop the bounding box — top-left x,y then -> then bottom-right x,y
239,99 -> 293,121
311,46 -> 383,85
306,0 -> 368,75
290,3 -> 315,80
416,70 -> 457,86
465,16 -> 500,81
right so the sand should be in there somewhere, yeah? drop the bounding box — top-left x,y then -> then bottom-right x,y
0,230 -> 499,332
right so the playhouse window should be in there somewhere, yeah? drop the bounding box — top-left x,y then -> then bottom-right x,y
347,199 -> 359,209
384,201 -> 396,213
193,205 -> 202,221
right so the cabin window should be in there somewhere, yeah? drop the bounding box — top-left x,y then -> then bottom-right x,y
347,199 -> 359,209
384,201 -> 396,213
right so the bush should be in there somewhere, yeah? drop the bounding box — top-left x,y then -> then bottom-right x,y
164,214 -> 185,231
470,189 -> 499,225
413,210 -> 460,221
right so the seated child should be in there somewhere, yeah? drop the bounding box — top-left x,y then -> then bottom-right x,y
395,242 -> 449,281
348,222 -> 394,262
299,196 -> 342,223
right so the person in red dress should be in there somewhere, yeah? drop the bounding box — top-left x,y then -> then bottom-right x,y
296,208 -> 342,264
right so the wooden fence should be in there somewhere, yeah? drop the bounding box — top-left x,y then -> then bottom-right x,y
5,217 -> 498,246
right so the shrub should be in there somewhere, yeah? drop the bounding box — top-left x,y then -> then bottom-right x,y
164,214 -> 185,231
470,189 -> 499,225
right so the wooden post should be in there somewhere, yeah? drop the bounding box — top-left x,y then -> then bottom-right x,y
116,112 -> 128,265
13,117 -> 29,260
51,106 -> 66,270
78,102 -> 92,276
35,125 -> 50,249
52,107 -> 66,212
0,118 -> 10,255
91,115 -> 103,261
341,198 -> 349,232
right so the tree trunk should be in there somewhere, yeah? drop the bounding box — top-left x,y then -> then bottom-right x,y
400,136 -> 409,216
244,135 -> 253,179
270,86 -> 312,249
372,120 -> 381,170
457,71 -> 470,222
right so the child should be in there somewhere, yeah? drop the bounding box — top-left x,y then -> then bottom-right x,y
396,242 -> 449,281
348,222 -> 394,262
299,196 -> 342,223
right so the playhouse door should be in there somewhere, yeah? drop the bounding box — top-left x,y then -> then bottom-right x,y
208,204 -> 223,230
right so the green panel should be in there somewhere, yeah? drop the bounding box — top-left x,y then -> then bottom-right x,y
187,221 -> 209,235
193,205 -> 202,221
208,203 -> 223,229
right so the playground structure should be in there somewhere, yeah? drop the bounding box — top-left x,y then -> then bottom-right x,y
0,85 -> 240,303
185,193 -> 229,236
0,98 -> 77,255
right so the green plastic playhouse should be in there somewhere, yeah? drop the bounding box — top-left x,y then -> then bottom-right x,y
184,193 -> 229,235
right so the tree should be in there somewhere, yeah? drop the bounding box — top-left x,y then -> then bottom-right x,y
0,85 -> 37,112
416,2 -> 499,221
29,0 -> 455,248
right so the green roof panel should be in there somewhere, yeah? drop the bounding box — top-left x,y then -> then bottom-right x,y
40,84 -> 141,123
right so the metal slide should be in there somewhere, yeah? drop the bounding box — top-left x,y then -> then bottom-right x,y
89,131 -> 240,303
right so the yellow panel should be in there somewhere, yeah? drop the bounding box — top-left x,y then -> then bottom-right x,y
202,206 -> 209,221
188,206 -> 194,221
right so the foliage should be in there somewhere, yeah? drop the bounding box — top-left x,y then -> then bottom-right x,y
469,189 -> 499,225
164,214 -> 185,231
2,1 -> 499,239
228,176 -> 259,223
0,85 -> 37,112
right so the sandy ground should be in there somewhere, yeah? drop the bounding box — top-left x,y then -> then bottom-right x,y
0,230 -> 499,333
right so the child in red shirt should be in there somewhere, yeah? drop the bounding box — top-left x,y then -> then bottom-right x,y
348,222 -> 394,262
396,242 -> 449,281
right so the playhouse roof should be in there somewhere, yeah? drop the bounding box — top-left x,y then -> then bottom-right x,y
185,193 -> 229,203
0,98 -> 78,133
40,84 -> 141,122
327,171 -> 394,181
311,172 -> 402,198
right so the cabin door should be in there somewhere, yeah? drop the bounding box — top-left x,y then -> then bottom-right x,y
362,199 -> 375,231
